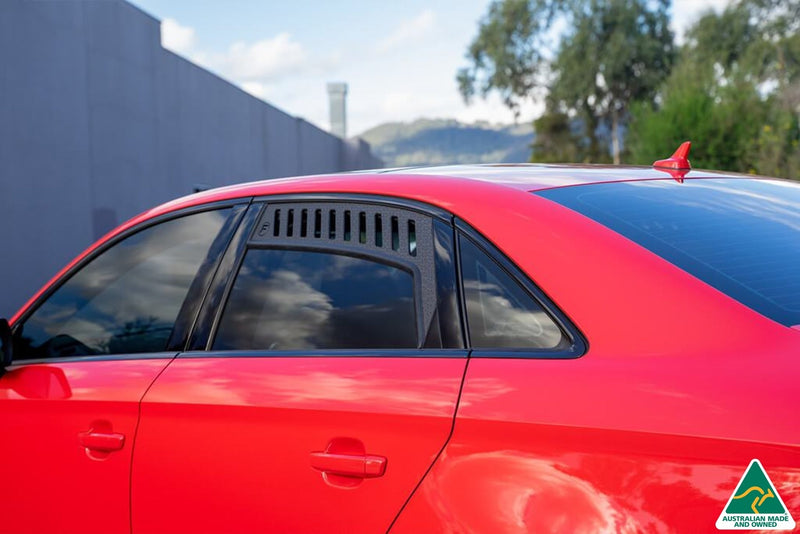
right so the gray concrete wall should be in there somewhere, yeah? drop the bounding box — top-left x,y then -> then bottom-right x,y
0,0 -> 382,317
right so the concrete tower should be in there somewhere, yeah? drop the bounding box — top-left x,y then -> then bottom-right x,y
327,82 -> 348,138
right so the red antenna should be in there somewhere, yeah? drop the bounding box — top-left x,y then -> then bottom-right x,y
653,141 -> 691,183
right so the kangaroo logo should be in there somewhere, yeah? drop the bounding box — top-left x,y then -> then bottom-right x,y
732,485 -> 774,514
716,459 -> 795,530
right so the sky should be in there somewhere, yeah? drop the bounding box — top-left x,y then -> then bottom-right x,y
129,0 -> 732,137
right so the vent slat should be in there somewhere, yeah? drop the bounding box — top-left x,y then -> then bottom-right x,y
358,212 -> 367,244
375,214 -> 383,247
344,210 -> 352,241
391,216 -> 399,251
408,219 -> 417,256
300,209 -> 308,238
314,209 -> 322,238
256,203 -> 430,260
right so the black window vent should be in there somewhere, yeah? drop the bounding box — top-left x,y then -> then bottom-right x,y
252,202 -> 431,261
249,201 -> 437,343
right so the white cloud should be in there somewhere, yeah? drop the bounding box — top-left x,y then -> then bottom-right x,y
377,9 -> 436,54
209,33 -> 308,81
240,81 -> 268,100
672,0 -> 733,43
161,18 -> 196,55
157,19 -> 315,110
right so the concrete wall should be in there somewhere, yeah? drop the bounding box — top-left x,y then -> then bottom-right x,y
0,0 -> 382,317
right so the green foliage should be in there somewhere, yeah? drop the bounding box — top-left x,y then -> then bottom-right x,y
456,0 -> 561,118
627,0 -> 800,178
548,0 -> 675,163
530,112 -> 592,163
460,0 -> 800,177
458,0 -> 674,163
753,106 -> 800,177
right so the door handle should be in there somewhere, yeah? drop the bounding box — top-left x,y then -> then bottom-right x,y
310,451 -> 386,478
78,430 -> 125,452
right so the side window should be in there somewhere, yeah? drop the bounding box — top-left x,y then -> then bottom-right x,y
14,209 -> 231,360
459,235 -> 568,350
213,248 -> 417,350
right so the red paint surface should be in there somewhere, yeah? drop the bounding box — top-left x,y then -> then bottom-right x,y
3,167 -> 798,532
131,356 -> 466,533
0,358 -> 172,534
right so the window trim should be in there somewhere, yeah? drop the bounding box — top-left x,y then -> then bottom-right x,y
178,348 -> 470,360
455,218 -> 587,359
10,199 -> 251,363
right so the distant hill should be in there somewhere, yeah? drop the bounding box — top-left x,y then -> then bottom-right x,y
358,119 -> 534,167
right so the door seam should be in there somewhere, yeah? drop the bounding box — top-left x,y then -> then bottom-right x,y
127,353 -> 180,534
385,353 -> 472,533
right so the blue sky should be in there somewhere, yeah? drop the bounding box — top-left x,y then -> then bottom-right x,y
130,0 -> 730,137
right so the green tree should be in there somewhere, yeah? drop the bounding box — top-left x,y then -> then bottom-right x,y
458,0 -> 675,163
627,0 -> 800,178
456,0 -> 562,119
627,66 -> 769,171
530,111 -> 586,162
547,0 -> 674,163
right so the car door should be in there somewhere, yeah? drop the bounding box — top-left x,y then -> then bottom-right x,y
0,204 -> 243,534
131,198 -> 468,533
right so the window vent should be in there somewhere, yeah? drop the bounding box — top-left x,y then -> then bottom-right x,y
252,202 -> 432,262
249,200 -> 438,344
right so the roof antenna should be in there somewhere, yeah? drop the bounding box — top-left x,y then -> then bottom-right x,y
653,141 -> 691,183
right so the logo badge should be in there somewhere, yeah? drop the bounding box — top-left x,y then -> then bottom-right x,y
716,459 -> 796,530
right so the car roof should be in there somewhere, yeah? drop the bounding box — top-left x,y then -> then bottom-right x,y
373,163 -> 733,190
146,163 -> 751,222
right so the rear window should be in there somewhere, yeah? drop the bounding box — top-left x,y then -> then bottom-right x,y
538,178 -> 800,327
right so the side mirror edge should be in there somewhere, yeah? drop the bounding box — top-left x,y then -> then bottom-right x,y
0,318 -> 13,369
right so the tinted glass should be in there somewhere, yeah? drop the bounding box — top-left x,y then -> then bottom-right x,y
213,249 -> 417,350
538,179 -> 800,327
459,236 -> 567,349
14,210 -> 230,359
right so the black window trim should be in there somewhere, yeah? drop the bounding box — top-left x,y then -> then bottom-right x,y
9,198 -> 252,365
179,348 -> 470,360
455,218 -> 588,359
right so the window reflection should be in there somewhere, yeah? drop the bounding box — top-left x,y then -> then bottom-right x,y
15,210 -> 229,359
460,237 -> 566,349
213,249 -> 417,350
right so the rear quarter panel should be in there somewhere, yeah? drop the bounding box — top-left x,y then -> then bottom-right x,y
391,190 -> 800,533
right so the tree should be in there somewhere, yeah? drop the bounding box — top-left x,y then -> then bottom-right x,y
530,111 -> 586,163
456,0 -> 562,119
457,0 -> 675,163
548,0 -> 674,163
626,63 -> 769,171
627,0 -> 800,178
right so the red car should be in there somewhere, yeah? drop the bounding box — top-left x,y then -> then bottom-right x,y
1,148 -> 798,533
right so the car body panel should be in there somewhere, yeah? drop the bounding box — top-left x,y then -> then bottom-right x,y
2,165 -> 798,533
131,355 -> 467,533
385,180 -> 800,531
391,331 -> 800,532
0,357 -> 173,534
